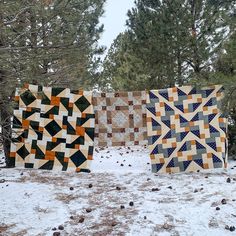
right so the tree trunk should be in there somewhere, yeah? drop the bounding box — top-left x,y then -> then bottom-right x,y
0,12 -> 14,167
0,101 -> 13,167
190,0 -> 201,75
0,70 -> 14,167
177,49 -> 183,86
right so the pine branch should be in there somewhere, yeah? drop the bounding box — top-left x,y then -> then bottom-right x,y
3,7 -> 31,25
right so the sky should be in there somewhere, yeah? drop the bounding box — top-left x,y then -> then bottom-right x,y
99,0 -> 135,50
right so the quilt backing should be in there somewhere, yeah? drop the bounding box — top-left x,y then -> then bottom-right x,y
93,91 -> 147,146
146,85 -> 227,174
10,84 -> 95,172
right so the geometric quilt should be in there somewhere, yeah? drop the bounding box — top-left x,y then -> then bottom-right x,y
146,85 -> 228,174
9,84 -> 95,172
93,91 -> 147,147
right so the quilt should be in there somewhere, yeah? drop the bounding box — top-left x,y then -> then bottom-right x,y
9,84 -> 95,172
146,85 -> 227,173
93,91 -> 147,146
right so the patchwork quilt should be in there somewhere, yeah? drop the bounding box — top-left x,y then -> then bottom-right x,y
146,85 -> 227,174
93,91 -> 147,146
10,84 -> 95,172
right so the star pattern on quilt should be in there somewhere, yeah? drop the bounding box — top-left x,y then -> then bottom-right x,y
93,91 -> 147,147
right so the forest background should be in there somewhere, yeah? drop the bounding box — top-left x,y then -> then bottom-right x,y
0,0 -> 236,167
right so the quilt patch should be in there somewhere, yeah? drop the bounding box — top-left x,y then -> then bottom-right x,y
146,85 -> 227,174
9,84 -> 95,172
93,91 -> 147,146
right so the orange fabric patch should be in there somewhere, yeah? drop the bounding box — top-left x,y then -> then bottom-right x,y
207,153 -> 212,158
150,154 -> 155,160
10,152 -> 16,158
159,102 -> 165,107
31,149 -> 36,154
76,127 -> 85,136
52,137 -> 57,142
187,155 -> 192,161
185,127 -> 190,132
203,163 -> 209,169
50,96 -> 60,106
200,134 -> 205,139
15,96 -> 20,101
45,151 -> 55,160
172,142 -> 177,148
191,140 -> 196,145
189,121 -> 194,127
157,130 -> 162,135
177,151 -> 182,157
175,114 -> 179,119
172,87 -> 177,93
22,120 -> 30,128
159,158 -> 165,164
220,137 -> 225,142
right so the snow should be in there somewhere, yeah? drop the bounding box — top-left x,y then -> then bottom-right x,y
0,146 -> 236,236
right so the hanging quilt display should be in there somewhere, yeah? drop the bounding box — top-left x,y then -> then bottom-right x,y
93,91 -> 147,146
10,84 -> 95,172
146,85 -> 227,174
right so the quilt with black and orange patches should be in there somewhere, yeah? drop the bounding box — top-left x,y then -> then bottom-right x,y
10,84 -> 95,172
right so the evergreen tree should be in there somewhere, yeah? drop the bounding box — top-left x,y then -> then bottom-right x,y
0,0 -> 106,166
101,0 -> 236,90
100,32 -> 151,91
212,32 -> 236,156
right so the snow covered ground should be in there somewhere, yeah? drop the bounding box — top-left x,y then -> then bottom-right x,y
0,146 -> 236,236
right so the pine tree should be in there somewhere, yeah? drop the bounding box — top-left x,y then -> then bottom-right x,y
100,32 -> 151,91
213,32 -> 236,156
101,0 -> 236,90
0,0 -> 106,166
